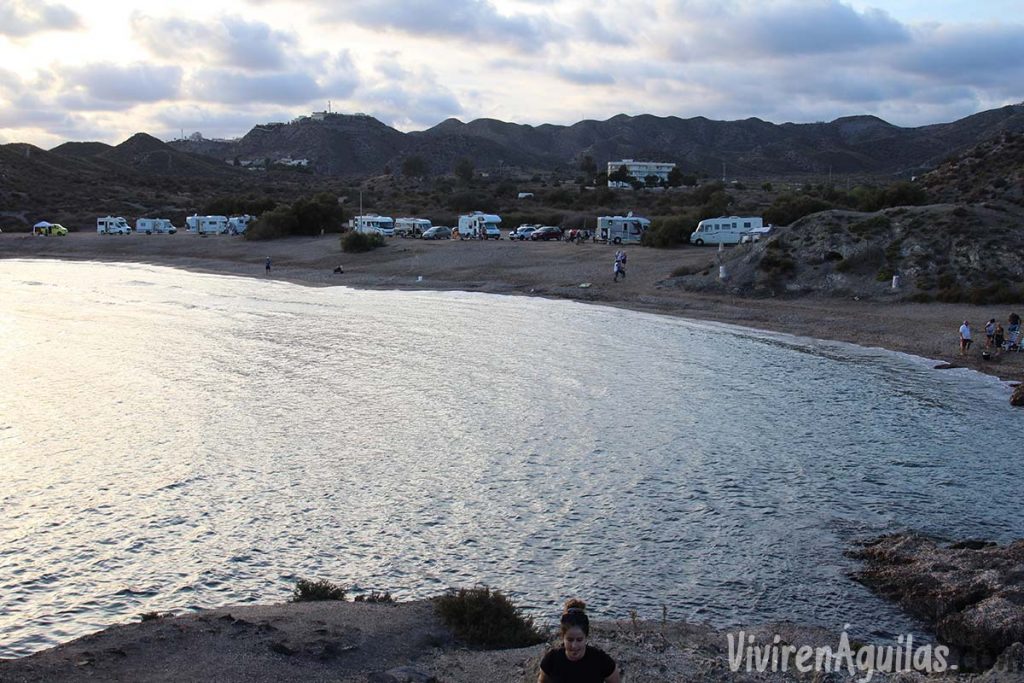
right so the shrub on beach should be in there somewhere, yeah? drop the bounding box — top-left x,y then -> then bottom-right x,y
292,578 -> 346,602
434,586 -> 544,649
341,231 -> 386,253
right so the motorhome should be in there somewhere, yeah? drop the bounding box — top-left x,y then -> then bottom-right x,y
186,215 -> 229,234
97,216 -> 132,235
689,216 -> 765,245
135,218 -> 177,234
350,214 -> 395,236
227,215 -> 252,234
457,212 -> 502,239
596,214 -> 650,244
395,217 -> 432,238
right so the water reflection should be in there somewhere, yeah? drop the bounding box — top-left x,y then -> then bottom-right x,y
0,260 -> 1019,657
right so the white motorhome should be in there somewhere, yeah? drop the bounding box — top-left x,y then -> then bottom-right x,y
350,214 -> 395,236
457,212 -> 502,239
596,214 -> 650,244
97,216 -> 132,234
689,216 -> 764,245
227,215 -> 252,234
186,215 -> 229,234
395,217 -> 432,238
135,218 -> 177,234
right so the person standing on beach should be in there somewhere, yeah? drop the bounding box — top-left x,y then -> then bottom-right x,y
265,257 -> 272,274
985,319 -> 996,348
539,599 -> 620,683
995,322 -> 1006,351
959,320 -> 972,355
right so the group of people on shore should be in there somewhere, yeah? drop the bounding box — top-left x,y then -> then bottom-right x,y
959,312 -> 1021,356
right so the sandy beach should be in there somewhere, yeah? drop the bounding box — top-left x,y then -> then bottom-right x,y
3,231 -> 1020,384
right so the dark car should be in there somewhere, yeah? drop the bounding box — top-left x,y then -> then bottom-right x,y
529,226 -> 562,241
421,226 -> 452,240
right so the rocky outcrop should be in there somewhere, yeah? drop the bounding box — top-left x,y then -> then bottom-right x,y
1010,384 -> 1024,406
851,534 -> 1024,659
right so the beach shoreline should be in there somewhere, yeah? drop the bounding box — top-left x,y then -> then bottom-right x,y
3,232 -> 1019,385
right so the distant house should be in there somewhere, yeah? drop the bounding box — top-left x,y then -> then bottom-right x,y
517,192 -> 534,199
607,159 -> 675,188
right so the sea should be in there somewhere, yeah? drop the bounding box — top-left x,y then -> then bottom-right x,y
1,259 -> 1020,657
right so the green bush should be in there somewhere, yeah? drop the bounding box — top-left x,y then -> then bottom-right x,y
434,586 -> 544,649
244,193 -> 344,240
849,215 -> 891,238
292,578 -> 346,602
758,252 -> 796,277
642,215 -> 695,247
354,591 -> 394,603
341,231 -> 386,253
764,194 -> 834,226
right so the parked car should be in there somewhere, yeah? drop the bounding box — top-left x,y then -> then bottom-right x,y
509,225 -> 539,240
421,226 -> 452,240
529,226 -> 563,241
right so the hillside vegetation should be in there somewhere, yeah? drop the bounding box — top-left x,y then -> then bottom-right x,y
667,131 -> 1024,302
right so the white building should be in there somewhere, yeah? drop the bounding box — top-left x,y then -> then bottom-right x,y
607,159 -> 676,188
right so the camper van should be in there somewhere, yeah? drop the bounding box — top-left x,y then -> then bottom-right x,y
689,216 -> 764,245
97,216 -> 132,235
596,214 -> 650,244
186,215 -> 229,234
227,215 -> 252,234
457,212 -> 502,239
395,217 -> 432,238
351,214 -> 395,236
135,218 -> 177,234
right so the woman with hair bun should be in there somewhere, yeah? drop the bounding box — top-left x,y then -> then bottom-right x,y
538,599 -> 620,682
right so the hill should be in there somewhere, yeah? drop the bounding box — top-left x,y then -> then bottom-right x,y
665,130 -> 1024,303
167,105 -> 1024,178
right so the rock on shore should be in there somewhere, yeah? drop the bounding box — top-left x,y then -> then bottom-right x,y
851,534 -> 1024,661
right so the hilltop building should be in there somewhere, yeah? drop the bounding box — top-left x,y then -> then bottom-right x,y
607,159 -> 676,188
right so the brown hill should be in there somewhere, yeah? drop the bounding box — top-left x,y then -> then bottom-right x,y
667,131 -> 1024,302
167,105 -> 1024,178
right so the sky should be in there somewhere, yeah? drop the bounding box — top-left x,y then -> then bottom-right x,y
0,0 -> 1022,149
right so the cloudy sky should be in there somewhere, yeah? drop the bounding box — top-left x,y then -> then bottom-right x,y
1,0 -> 1021,148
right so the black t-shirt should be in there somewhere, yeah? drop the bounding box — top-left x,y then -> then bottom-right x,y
540,645 -> 616,682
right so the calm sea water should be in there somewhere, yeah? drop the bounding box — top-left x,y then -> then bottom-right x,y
1,259 -> 1020,658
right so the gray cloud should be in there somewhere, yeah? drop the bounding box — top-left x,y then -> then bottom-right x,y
665,0 -> 910,60
313,0 -> 555,46
130,13 -> 295,71
186,69 -> 322,105
897,23 -> 1024,89
355,58 -> 463,129
0,0 -> 80,38
318,51 -> 360,99
57,63 -> 183,109
574,9 -> 632,46
557,66 -> 615,86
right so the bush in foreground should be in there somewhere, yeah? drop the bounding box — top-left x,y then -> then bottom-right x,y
434,586 -> 544,649
292,578 -> 346,602
341,231 -> 386,253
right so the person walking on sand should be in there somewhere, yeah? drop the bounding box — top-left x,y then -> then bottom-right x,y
613,257 -> 623,282
539,599 -> 620,683
985,319 -> 996,348
959,320 -> 972,355
265,257 -> 271,274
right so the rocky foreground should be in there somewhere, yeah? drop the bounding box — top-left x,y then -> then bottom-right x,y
852,535 -> 1024,669
5,533 -> 1024,683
